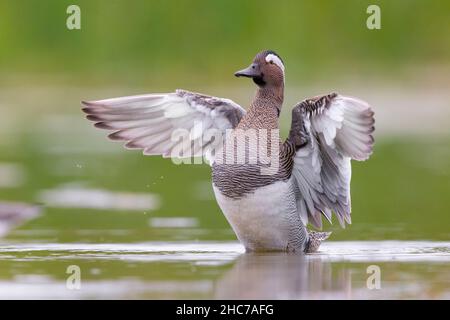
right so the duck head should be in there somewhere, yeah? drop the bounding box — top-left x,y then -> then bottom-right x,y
235,50 -> 285,88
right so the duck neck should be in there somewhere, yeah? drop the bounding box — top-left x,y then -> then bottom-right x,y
255,84 -> 284,108
241,84 -> 284,129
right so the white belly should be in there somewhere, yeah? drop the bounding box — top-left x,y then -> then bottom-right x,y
213,179 -> 305,252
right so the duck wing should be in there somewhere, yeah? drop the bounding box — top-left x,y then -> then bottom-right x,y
82,89 -> 246,162
286,93 -> 374,229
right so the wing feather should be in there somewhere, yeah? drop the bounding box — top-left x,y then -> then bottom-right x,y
289,93 -> 374,229
82,89 -> 246,162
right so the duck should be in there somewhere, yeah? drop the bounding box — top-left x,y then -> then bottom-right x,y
82,50 -> 375,253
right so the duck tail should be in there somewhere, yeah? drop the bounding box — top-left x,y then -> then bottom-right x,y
305,230 -> 332,253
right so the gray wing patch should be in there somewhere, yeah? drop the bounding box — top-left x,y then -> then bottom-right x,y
176,89 -> 246,128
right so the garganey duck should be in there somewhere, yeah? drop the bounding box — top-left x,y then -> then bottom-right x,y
82,50 -> 375,253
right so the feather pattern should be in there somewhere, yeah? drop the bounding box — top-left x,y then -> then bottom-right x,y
82,89 -> 246,161
289,93 -> 375,229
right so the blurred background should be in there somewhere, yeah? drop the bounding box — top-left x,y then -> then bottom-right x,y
0,0 -> 449,299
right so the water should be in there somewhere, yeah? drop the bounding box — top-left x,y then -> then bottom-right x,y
0,239 -> 449,299
0,85 -> 449,299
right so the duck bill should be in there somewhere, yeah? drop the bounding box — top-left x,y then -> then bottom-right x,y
234,63 -> 260,78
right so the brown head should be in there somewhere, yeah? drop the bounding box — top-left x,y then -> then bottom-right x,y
235,50 -> 285,88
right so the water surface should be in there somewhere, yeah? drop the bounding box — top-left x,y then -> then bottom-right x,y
0,240 -> 448,299
0,85 -> 449,299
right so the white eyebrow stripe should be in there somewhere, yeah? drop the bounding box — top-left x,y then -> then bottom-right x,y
265,54 -> 285,72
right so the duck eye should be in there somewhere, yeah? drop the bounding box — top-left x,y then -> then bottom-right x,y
269,60 -> 274,64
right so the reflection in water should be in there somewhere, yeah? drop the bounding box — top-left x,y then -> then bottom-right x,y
149,217 -> 199,228
0,241 -> 449,299
36,186 -> 160,211
214,253 -> 351,299
0,202 -> 41,238
0,163 -> 25,188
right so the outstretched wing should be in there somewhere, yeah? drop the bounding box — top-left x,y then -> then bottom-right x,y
288,93 -> 374,229
82,89 -> 245,161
